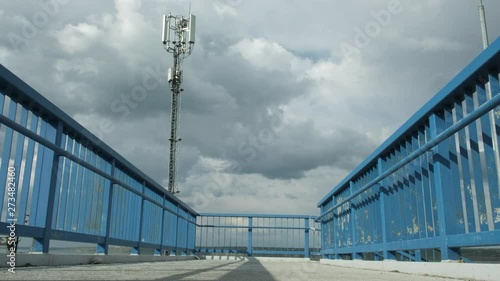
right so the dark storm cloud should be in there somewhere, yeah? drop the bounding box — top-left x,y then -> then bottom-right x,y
224,122 -> 377,179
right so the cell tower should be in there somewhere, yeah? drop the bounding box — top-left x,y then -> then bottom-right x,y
162,13 -> 196,194
478,0 -> 489,49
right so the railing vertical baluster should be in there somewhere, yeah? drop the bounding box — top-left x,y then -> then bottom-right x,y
32,120 -> 48,229
35,121 -> 63,253
17,112 -> 38,230
131,181 -> 146,255
486,71 -> 500,230
247,216 -> 253,256
304,218 -> 309,258
320,207 -> 326,258
332,195 -> 338,259
464,91 -> 485,233
186,214 -> 189,254
97,159 -> 115,254
158,195 -> 166,256
222,217 -> 226,253
171,204 -> 179,256
349,181 -> 361,260
429,112 -> 461,261
378,158 -> 395,260
202,214 -> 209,251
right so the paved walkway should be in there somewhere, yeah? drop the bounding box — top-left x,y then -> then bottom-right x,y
1,259 -> 463,280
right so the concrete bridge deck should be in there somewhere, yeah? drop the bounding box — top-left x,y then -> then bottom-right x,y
0,258 -> 475,281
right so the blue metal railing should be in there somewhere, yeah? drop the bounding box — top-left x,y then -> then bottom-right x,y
317,37 -> 500,262
3,38 -> 498,263
0,64 -> 197,255
196,214 -> 321,257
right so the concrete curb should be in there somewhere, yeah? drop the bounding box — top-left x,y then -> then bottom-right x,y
0,254 -> 196,268
320,259 -> 500,281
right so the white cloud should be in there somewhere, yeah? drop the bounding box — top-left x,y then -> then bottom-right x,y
213,2 -> 238,19
55,58 -> 101,76
90,0 -> 157,67
284,55 -> 384,135
112,0 -> 146,41
181,165 -> 345,214
409,0 -> 447,15
229,38 -> 312,75
0,45 -> 11,61
55,23 -> 103,54
401,36 -> 463,52
54,0 -> 155,67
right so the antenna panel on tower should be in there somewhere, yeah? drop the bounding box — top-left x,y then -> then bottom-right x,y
188,15 -> 196,44
162,15 -> 169,45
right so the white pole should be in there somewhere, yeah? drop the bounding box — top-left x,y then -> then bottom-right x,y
479,0 -> 489,49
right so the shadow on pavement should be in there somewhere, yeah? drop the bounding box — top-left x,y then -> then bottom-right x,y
218,257 -> 277,281
154,257 -> 278,281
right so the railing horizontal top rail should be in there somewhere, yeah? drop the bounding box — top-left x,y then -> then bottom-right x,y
197,225 -> 315,230
199,213 -> 318,219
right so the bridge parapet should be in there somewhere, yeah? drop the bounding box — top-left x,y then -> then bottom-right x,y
317,37 -> 500,262
0,64 -> 197,256
196,213 -> 321,258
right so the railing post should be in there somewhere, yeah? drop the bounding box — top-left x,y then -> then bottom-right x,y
96,159 -> 116,254
487,72 -> 500,203
320,206 -> 326,259
320,220 -> 325,259
183,212 -> 188,256
170,205 -> 179,256
349,181 -> 362,260
429,112 -> 461,261
158,195 -> 166,256
304,218 -> 310,258
33,121 -> 63,253
190,216 -> 196,256
131,181 -> 146,255
378,158 -> 395,260
414,249 -> 422,262
247,217 -> 253,256
332,195 -> 338,260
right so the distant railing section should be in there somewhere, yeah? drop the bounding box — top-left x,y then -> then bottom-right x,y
317,37 -> 500,262
196,214 -> 321,257
0,64 -> 197,256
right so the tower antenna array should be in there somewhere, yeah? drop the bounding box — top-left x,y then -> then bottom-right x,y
162,12 -> 196,194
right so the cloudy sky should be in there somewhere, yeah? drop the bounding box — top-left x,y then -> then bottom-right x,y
1,0 -> 499,216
